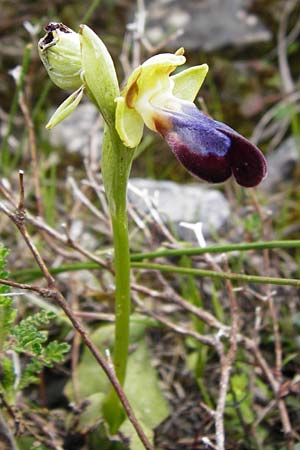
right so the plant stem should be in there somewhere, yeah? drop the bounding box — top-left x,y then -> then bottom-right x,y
131,262 -> 300,288
11,239 -> 300,282
101,125 -> 135,431
131,239 -> 300,261
111,213 -> 131,387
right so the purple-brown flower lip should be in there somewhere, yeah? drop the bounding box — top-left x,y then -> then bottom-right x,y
154,104 -> 267,188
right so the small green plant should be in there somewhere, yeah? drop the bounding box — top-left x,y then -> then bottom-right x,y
0,245 -> 69,403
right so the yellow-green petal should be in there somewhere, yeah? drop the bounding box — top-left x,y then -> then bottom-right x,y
123,53 -> 186,109
115,97 -> 144,148
46,86 -> 84,129
137,53 -> 186,96
142,52 -> 186,67
171,64 -> 209,102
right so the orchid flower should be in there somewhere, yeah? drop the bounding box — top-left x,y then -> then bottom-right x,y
38,24 -> 266,188
116,49 -> 267,187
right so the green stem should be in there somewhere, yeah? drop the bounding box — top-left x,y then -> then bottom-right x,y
111,214 -> 130,386
101,125 -> 135,431
131,239 -> 300,261
80,0 -> 101,24
131,262 -> 300,287
12,239 -> 300,283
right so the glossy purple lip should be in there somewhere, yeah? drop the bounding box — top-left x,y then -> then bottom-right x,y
155,104 -> 267,188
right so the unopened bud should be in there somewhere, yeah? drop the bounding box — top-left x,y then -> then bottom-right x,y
38,22 -> 82,90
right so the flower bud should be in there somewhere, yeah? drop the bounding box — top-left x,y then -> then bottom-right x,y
38,22 -> 82,90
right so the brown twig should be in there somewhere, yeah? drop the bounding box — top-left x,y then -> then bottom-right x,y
21,405 -> 64,450
132,282 -> 228,332
18,92 -> 44,218
213,262 -> 239,450
278,0 -> 296,95
0,413 -> 18,450
132,289 -> 218,348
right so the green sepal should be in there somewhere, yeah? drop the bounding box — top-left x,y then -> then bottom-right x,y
171,64 -> 209,102
46,86 -> 84,129
80,24 -> 119,125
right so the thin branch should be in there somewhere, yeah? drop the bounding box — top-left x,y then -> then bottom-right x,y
132,282 -> 228,332
68,175 -> 107,222
215,265 -> 239,450
0,413 -> 18,450
0,278 -> 52,296
278,0 -> 296,94
18,91 -> 44,217
132,291 -> 218,348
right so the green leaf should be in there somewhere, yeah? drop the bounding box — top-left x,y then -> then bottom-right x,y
64,315 -> 150,400
0,355 -> 15,401
44,341 -> 70,362
282,352 -> 298,367
119,340 -> 169,449
46,86 -> 84,129
120,418 -> 153,450
65,316 -> 169,448
0,247 -> 68,393
11,309 -> 69,389
0,246 -> 15,350
226,373 -> 254,424
16,436 -> 51,450
78,393 -> 106,432
0,297 -> 16,351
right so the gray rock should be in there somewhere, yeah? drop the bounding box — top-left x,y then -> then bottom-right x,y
47,102 -> 102,156
261,138 -> 298,192
128,178 -> 230,239
144,0 -> 271,51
